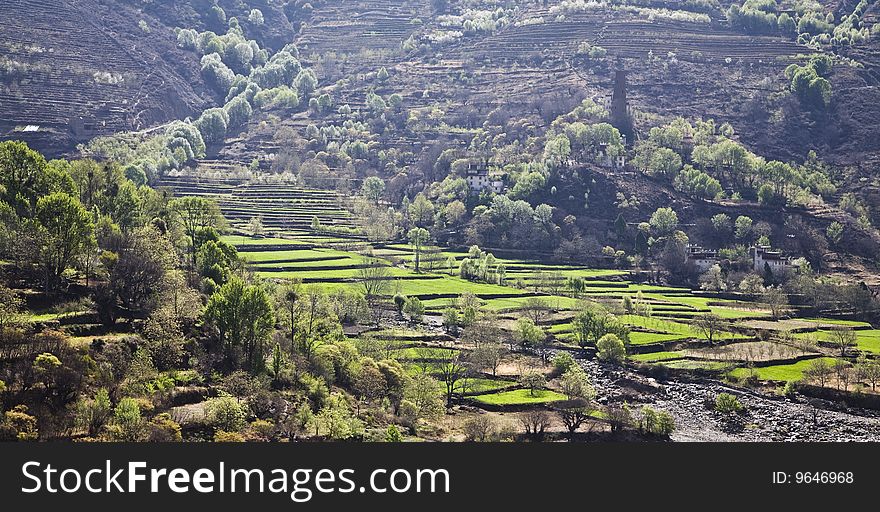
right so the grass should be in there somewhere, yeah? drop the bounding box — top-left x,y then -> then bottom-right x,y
659,360 -> 731,371
393,347 -> 459,360
472,388 -> 567,405
727,357 -> 838,382
457,378 -> 517,394
629,351 -> 684,363
794,329 -> 880,354
802,318 -> 873,328
221,235 -> 306,246
242,248 -> 361,263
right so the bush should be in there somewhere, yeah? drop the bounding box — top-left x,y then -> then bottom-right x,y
596,334 -> 626,364
552,352 -> 576,374
715,393 -> 744,414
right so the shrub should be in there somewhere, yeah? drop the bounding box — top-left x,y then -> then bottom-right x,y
596,334 -> 626,364
715,393 -> 744,414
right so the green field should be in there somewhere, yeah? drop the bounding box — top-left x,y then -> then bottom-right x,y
630,351 -> 685,363
472,389 -> 567,405
728,357 -> 838,382
794,329 -> 880,354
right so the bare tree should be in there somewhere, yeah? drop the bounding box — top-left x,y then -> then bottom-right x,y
357,259 -> 392,325
828,327 -> 857,357
462,415 -> 495,442
522,297 -> 550,325
803,358 -> 833,387
692,313 -> 724,344
438,349 -> 468,406
519,409 -> 552,441
557,398 -> 596,440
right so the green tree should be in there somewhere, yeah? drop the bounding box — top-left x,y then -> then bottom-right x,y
649,207 -> 678,236
204,278 -> 276,372
826,221 -> 843,244
0,141 -> 48,215
207,394 -> 247,432
170,196 -> 222,268
35,192 -> 95,289
407,227 -> 430,273
403,296 -> 425,323
360,176 -> 385,204
75,388 -> 112,437
734,215 -> 753,240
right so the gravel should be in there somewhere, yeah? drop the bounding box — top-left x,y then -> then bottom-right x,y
570,353 -> 880,442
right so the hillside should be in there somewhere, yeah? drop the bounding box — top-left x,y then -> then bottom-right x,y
5,0 -> 880,446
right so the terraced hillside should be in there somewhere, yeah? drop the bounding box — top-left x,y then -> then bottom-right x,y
0,0 -> 215,156
156,170 -> 358,236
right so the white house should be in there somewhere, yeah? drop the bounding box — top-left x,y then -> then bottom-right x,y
750,245 -> 796,273
465,166 -> 504,194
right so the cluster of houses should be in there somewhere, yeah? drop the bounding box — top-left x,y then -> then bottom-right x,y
686,244 -> 798,273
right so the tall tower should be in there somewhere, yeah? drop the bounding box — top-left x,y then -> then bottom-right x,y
610,61 -> 633,142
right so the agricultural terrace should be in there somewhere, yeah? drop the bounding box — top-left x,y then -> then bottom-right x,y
221,213 -> 874,407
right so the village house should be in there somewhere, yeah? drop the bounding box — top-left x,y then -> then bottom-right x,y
749,245 -> 796,273
686,244 -> 797,273
465,163 -> 505,194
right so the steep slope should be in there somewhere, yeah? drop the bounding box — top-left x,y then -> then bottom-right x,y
0,0 -> 217,156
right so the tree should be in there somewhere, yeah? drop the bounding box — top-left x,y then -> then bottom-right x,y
402,373 -> 444,430
520,409 -> 552,441
826,221 -> 843,245
762,287 -> 789,320
699,264 -> 726,291
469,341 -> 504,376
521,297 -> 550,325
403,296 -> 425,323
516,317 -> 545,349
462,416 -> 495,442
0,140 -> 49,215
408,193 -> 435,228
649,207 -> 678,236
361,176 -> 385,205
204,278 -> 276,372
572,303 -> 629,348
384,424 -> 402,442
519,371 -> 546,396
109,226 -> 176,311
170,197 -> 222,268
560,364 -> 595,400
861,361 -> 880,390
195,108 -> 229,145
692,313 -> 724,344
110,398 -> 144,441
207,394 -> 247,432
738,274 -> 765,294
277,281 -> 302,350
407,227 -> 430,273
734,215 -> 753,240
354,358 -> 386,410
804,358 -> 833,387
828,328 -> 857,356
357,260 -> 392,324
596,334 -> 626,363
438,349 -> 467,406
35,192 -> 95,290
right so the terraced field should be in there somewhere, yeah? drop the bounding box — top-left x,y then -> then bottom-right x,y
193,168 -> 877,400
156,173 -> 358,237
